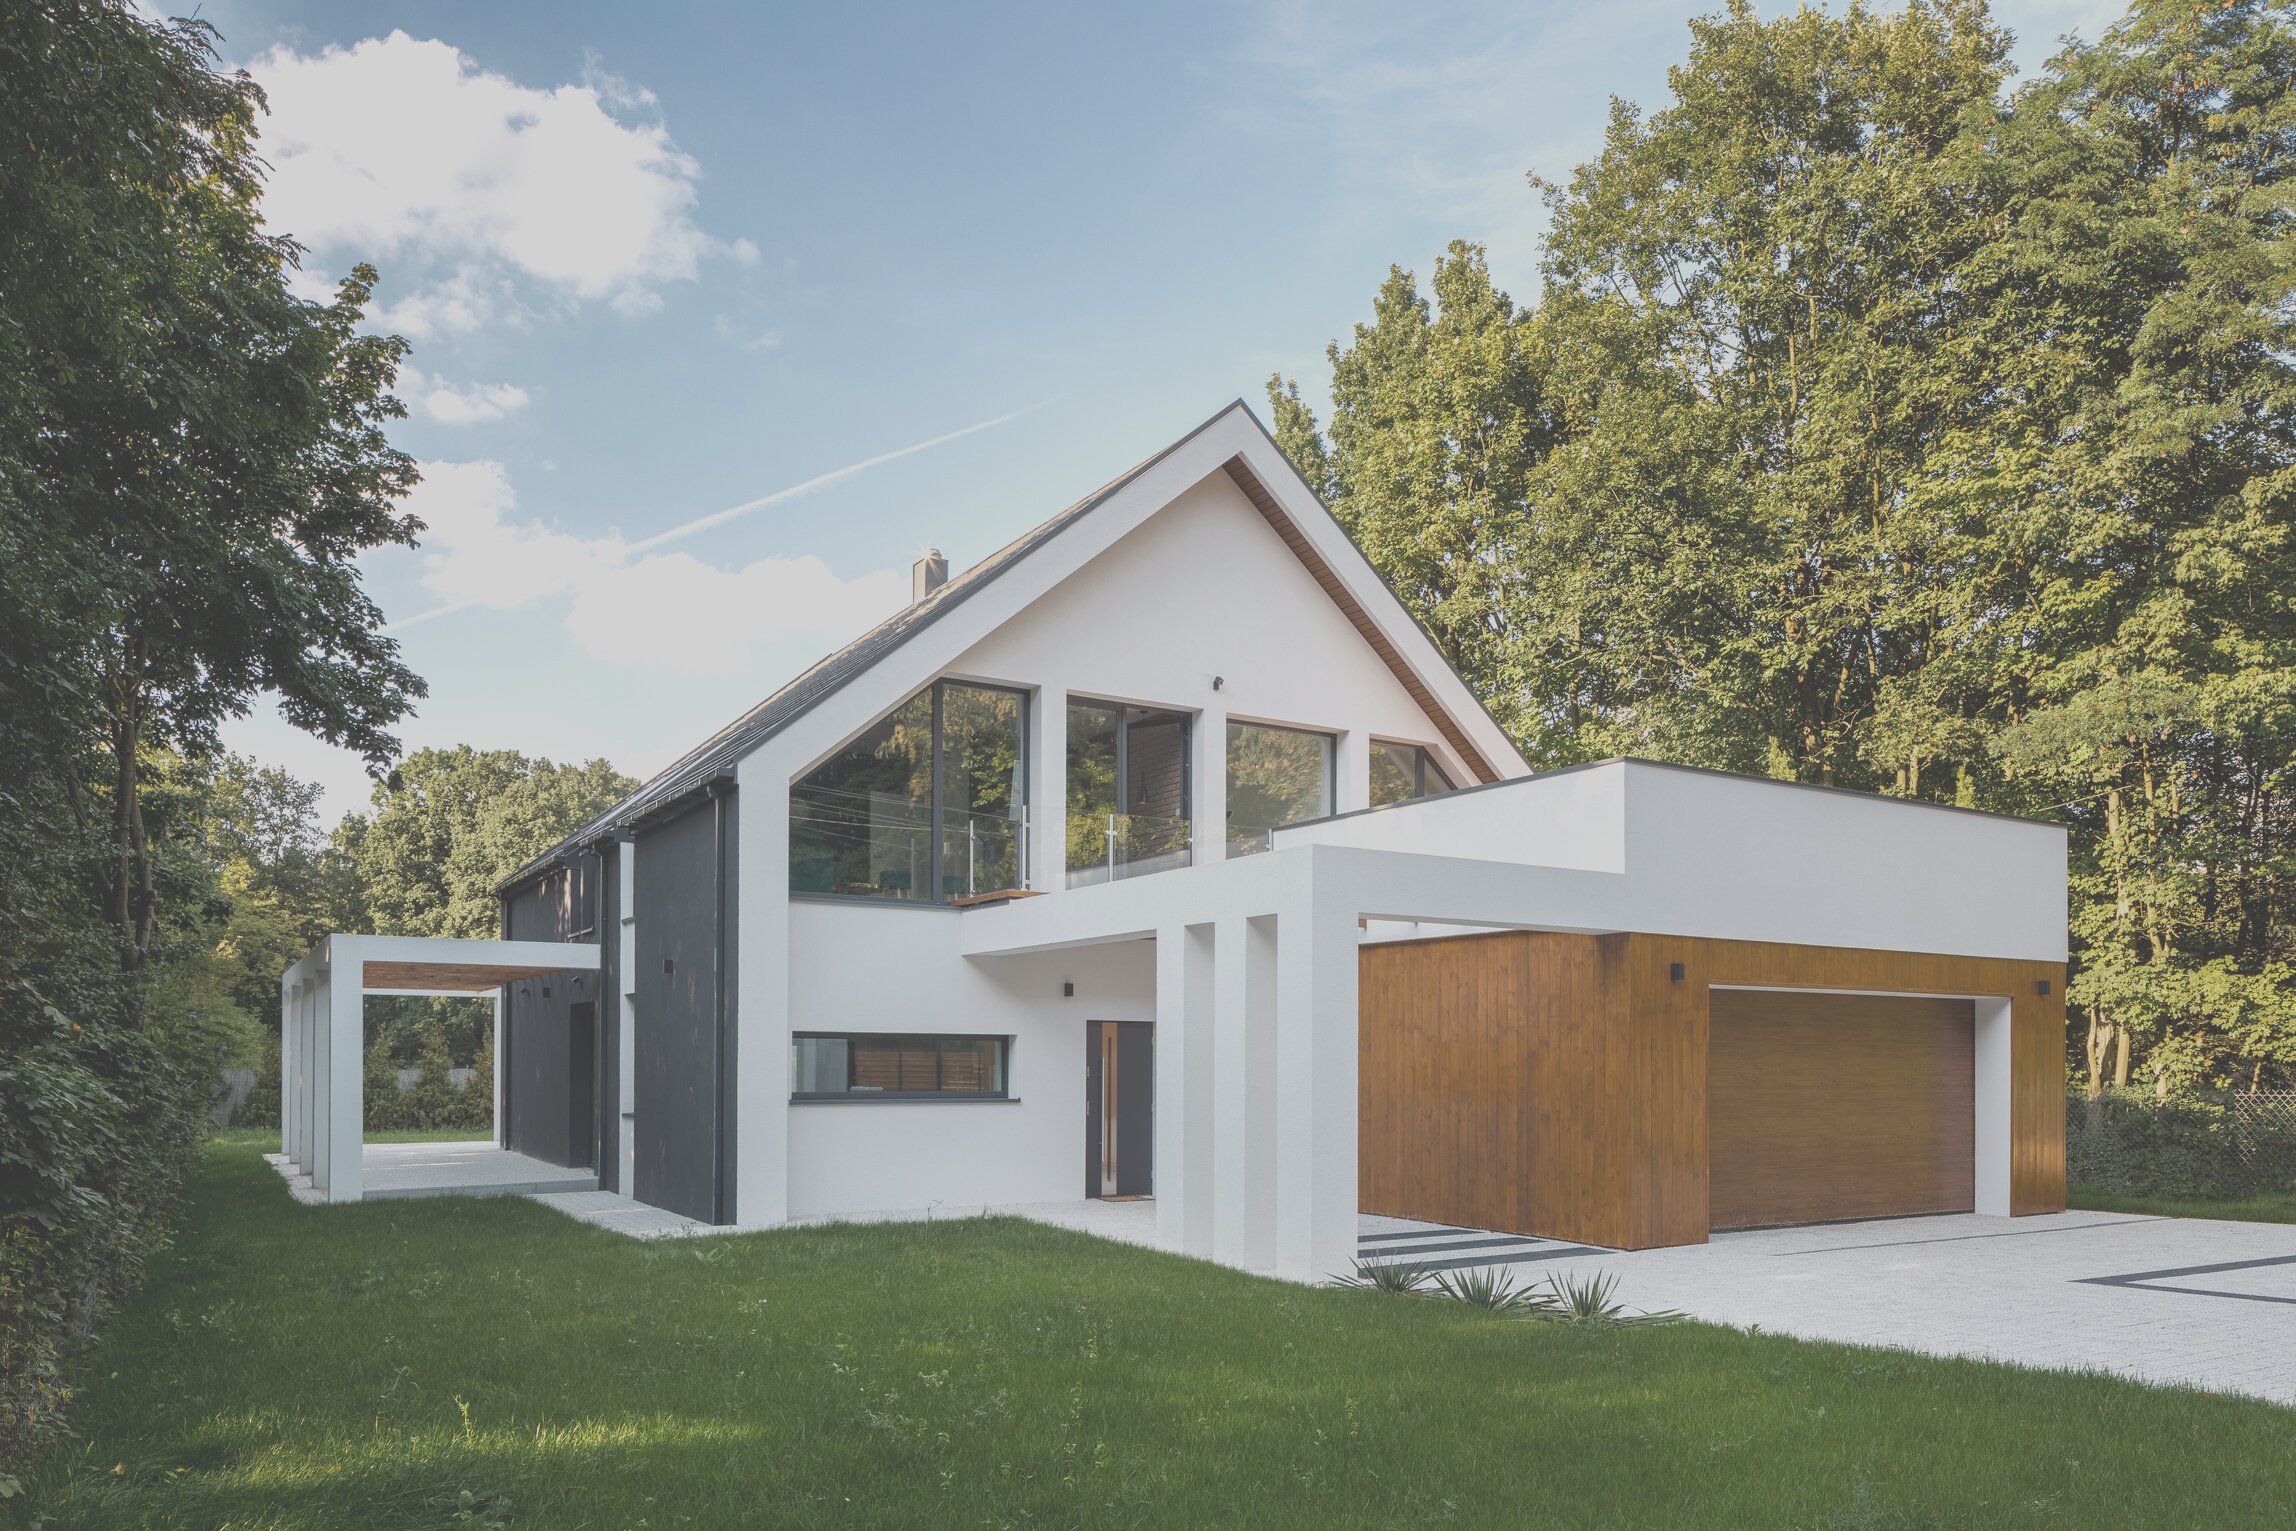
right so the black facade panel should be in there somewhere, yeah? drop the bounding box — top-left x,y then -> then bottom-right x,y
500,853 -> 604,1170
597,840 -> 622,1192
634,796 -> 729,1223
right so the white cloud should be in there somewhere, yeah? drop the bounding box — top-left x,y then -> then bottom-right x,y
391,459 -> 906,674
251,31 -> 753,322
399,367 -> 532,425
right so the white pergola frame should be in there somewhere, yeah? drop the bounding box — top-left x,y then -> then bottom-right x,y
278,934 -> 601,1203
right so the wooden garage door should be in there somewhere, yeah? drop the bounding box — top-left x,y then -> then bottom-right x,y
1709,990 -> 1974,1229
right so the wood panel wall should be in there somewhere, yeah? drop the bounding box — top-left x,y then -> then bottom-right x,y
1357,931 -> 2066,1250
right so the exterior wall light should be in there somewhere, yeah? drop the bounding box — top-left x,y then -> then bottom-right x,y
1062,982 -> 1075,998
1669,962 -> 1685,982
2036,980 -> 2052,996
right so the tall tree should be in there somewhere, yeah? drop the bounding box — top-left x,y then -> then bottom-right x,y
1275,0 -> 2296,1093
1,0 -> 425,984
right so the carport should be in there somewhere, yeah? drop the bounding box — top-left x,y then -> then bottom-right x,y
277,934 -> 600,1203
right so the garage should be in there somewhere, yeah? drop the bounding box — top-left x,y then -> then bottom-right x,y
1708,989 -> 1975,1229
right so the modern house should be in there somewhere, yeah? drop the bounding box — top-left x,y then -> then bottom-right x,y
288,400 -> 2070,1282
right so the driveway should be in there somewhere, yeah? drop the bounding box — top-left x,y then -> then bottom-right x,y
1358,1209 -> 2296,1407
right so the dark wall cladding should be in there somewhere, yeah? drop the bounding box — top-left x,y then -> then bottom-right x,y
633,791 -> 738,1225
500,849 -> 609,1172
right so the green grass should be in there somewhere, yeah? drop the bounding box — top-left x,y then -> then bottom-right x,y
2070,1182 -> 2296,1224
13,1138 -> 2296,1531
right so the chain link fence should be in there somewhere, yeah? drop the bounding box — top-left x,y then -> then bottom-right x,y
2067,1088 -> 2296,1200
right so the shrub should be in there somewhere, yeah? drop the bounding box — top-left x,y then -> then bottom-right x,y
2067,1089 -> 2296,1199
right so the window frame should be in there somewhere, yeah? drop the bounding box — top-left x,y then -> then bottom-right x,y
789,1031 -> 1016,1103
1224,718 -> 1337,840
788,678 -> 1030,903
1369,738 -> 1458,805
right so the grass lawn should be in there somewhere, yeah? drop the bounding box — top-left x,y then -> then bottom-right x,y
13,1135 -> 2296,1530
2069,1183 -> 2296,1224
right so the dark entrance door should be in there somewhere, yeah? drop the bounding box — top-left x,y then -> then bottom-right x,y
566,1000 -> 596,1169
1084,1020 -> 1153,1197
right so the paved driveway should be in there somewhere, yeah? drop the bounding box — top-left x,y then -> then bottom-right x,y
1359,1210 -> 2296,1407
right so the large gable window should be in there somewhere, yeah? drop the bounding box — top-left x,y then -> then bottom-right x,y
789,681 -> 1027,901
1066,700 -> 1192,886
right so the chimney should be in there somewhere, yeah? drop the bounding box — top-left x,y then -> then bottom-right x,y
912,548 -> 948,604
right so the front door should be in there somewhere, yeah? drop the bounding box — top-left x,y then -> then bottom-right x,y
1084,1020 -> 1154,1197
567,1001 -> 596,1169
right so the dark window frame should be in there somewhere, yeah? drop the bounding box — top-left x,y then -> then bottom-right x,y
789,678 -> 1030,903
789,1030 -> 1015,1102
1370,738 -> 1458,804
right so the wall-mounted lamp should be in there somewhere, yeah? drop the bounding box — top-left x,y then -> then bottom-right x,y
1668,962 -> 1685,983
541,986 -> 551,999
663,957 -> 674,975
1062,982 -> 1075,998
1212,675 -> 1225,691
2036,979 -> 2052,997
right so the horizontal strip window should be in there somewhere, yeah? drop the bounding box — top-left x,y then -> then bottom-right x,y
791,1032 -> 1010,1100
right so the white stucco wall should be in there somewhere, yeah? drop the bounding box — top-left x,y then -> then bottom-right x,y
782,899 -> 1155,1218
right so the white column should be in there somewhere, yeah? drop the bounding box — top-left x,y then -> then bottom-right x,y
308,966 -> 330,1192
733,755 -> 790,1227
490,989 -> 506,1149
1212,914 -> 1280,1271
1973,998 -> 2014,1217
617,837 -> 638,1198
1193,706 -> 1227,865
1032,682 -> 1066,892
279,971 -> 298,1165
1336,730 -> 1371,816
1274,895 -> 1359,1282
326,943 -> 364,1202
1155,921 -> 1217,1258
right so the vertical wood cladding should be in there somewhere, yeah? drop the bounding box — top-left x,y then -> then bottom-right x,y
1358,931 -> 2065,1249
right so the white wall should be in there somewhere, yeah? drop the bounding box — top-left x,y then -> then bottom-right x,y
948,471 -> 1476,805
782,899 -> 1156,1218
1263,759 -> 2068,964
1276,762 -> 1626,873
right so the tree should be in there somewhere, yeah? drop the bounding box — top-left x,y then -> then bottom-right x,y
1,0 -> 425,983
355,748 -> 637,940
1274,0 -> 2296,1093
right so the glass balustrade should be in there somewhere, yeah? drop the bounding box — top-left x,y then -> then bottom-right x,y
1066,809 -> 1194,888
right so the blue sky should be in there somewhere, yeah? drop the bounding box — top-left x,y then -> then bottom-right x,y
204,0 -> 2122,821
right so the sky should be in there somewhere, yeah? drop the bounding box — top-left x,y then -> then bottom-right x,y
200,0 -> 2127,823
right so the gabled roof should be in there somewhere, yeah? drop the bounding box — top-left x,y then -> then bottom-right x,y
500,400 -> 1524,893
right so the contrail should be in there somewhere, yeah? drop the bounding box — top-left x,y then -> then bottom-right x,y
623,401 -> 1046,555
386,401 -> 1047,632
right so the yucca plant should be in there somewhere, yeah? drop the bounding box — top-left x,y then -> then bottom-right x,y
1539,1269 -> 1684,1326
1341,1257 -> 1434,1294
1432,1264 -> 1555,1315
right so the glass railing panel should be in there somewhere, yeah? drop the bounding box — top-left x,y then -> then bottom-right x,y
1066,810 -> 1195,888
1226,824 -> 1275,859
941,805 -> 1029,899
789,784 -> 935,898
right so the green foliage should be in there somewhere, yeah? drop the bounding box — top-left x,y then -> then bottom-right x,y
2067,1087 -> 2296,1197
1275,0 -> 2296,1095
356,747 -> 636,940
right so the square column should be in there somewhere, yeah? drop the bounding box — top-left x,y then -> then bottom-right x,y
279,972 -> 299,1166
1212,913 -> 1279,1271
1192,705 -> 1227,866
1274,900 -> 1359,1283
318,945 -> 364,1202
732,756 -> 790,1227
1155,921 -> 1217,1257
1031,682 -> 1067,891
